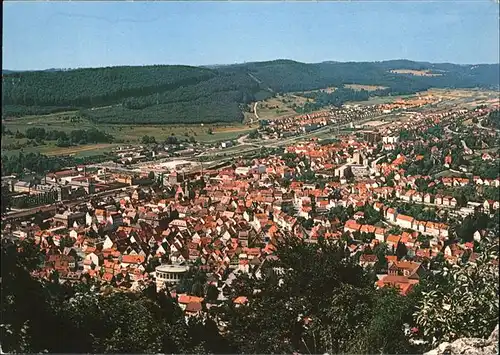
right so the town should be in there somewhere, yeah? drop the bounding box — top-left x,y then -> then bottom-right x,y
2,1 -> 499,353
2,94 -> 499,321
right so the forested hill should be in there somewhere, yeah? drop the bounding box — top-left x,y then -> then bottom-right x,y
2,60 -> 499,124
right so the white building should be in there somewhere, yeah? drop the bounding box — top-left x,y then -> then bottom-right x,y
235,167 -> 250,176
382,136 -> 399,144
155,264 -> 189,292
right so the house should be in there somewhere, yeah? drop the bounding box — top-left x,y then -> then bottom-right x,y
482,153 -> 493,161
385,208 -> 397,222
396,214 -> 414,229
221,141 -> 233,149
360,224 -> 376,236
401,190 -> 415,202
359,254 -> 378,268
344,219 -> 362,234
233,296 -> 248,307
413,193 -> 423,203
373,202 -> 384,212
386,234 -> 401,248
390,261 -> 425,279
473,230 -> 484,242
484,200 -> 499,211
353,211 -> 365,221
177,294 -> 204,316
83,252 -> 100,271
425,222 -> 440,237
376,275 -> 419,296
374,227 -> 386,243
415,220 -> 426,233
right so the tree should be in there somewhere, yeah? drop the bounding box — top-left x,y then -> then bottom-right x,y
205,285 -> 219,303
350,288 -> 417,354
141,135 -> 156,145
396,241 -> 408,260
414,239 -> 499,347
248,130 -> 260,140
374,242 -> 389,273
165,136 -> 178,145
214,238 -> 383,354
56,137 -> 70,147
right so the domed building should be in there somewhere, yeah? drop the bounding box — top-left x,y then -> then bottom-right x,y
155,264 -> 189,292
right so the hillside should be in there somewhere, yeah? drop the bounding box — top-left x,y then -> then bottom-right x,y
2,60 -> 499,124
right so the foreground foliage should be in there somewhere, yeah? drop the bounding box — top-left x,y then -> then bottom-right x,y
1,236 -> 498,354
414,238 -> 499,346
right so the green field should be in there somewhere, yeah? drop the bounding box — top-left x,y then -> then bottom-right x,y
346,94 -> 416,106
2,111 -> 258,157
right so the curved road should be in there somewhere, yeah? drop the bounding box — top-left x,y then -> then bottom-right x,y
253,102 -> 259,120
477,118 -> 500,133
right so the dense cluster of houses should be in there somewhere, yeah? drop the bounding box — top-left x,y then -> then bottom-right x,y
2,103 -> 499,314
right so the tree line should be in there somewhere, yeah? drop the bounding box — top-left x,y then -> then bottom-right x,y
295,87 -> 387,112
15,127 -> 114,146
1,152 -> 110,177
9,190 -> 59,209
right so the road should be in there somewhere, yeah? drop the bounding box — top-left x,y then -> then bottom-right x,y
237,134 -> 250,145
477,117 -> 500,133
444,125 -> 460,135
461,140 -> 473,154
253,102 -> 259,121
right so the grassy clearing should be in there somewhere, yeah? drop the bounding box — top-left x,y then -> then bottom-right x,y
345,84 -> 387,91
389,69 -> 442,77
424,88 -> 500,109
1,141 -> 118,158
346,94 -> 415,106
251,93 -> 315,120
40,144 -> 117,157
294,87 -> 337,95
2,110 -> 258,156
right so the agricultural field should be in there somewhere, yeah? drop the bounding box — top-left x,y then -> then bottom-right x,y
424,88 -> 499,109
345,84 -> 388,91
295,87 -> 337,94
2,111 -> 258,157
346,93 -> 415,106
252,93 -> 313,119
389,69 -> 443,77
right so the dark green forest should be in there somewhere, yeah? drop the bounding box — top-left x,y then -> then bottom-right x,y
295,86 -> 389,112
2,60 -> 499,124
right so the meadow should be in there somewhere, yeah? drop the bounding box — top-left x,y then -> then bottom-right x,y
2,111 -> 257,157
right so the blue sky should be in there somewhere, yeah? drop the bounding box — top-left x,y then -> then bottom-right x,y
3,1 -> 499,70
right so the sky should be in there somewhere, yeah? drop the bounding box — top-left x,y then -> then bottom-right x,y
3,1 -> 499,70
